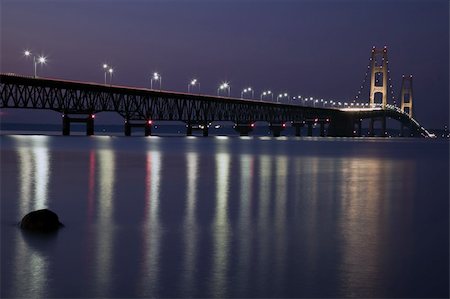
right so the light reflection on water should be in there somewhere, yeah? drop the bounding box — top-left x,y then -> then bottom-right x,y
211,151 -> 231,298
181,151 -> 199,296
94,147 -> 116,297
138,150 -> 162,297
236,154 -> 254,296
0,136 -> 448,298
13,136 -> 51,298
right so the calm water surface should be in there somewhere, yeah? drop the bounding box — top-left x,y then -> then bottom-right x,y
1,135 -> 448,298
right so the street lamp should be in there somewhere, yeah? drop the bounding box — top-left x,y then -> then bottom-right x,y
241,87 -> 254,99
188,78 -> 200,93
276,93 -> 288,103
217,82 -> 230,97
24,50 -> 47,78
108,67 -> 114,85
260,90 -> 273,101
293,95 -> 302,105
102,63 -> 112,85
151,72 -> 162,90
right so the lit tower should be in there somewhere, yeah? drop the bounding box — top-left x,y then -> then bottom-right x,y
400,75 -> 413,118
369,46 -> 388,108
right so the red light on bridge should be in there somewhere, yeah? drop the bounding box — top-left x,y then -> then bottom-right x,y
91,114 -> 95,119
147,120 -> 153,125
282,123 -> 286,128
251,123 -> 255,128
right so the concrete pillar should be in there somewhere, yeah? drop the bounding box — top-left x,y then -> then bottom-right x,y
234,123 -> 254,136
269,123 -> 285,137
87,115 -> 94,136
382,116 -> 387,137
353,119 -> 362,137
356,119 -> 362,137
62,114 -> 70,136
144,122 -> 152,136
291,122 -> 304,137
124,121 -> 131,136
186,124 -> 193,136
202,126 -> 209,137
369,118 -> 375,137
319,122 -> 325,137
307,122 -> 313,136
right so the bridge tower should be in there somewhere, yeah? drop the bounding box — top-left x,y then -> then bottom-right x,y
400,75 -> 413,117
369,46 -> 388,108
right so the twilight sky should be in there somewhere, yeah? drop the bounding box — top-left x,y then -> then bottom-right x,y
1,0 -> 448,128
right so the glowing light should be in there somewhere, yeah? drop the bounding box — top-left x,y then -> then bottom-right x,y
108,68 -> 113,74
251,123 -> 255,128
37,56 -> 47,64
147,120 -> 153,125
24,50 -> 31,56
103,64 -> 108,69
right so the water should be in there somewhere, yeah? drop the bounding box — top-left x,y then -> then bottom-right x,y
1,135 -> 448,298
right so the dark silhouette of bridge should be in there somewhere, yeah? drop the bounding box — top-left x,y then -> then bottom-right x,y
0,47 -> 433,138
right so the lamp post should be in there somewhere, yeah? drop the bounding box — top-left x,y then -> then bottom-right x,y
102,64 -> 113,85
217,82 -> 230,97
241,87 -> 254,99
188,78 -> 200,93
24,50 -> 47,78
108,68 -> 114,85
277,93 -> 288,103
151,72 -> 162,90
260,90 -> 273,101
102,64 -> 109,85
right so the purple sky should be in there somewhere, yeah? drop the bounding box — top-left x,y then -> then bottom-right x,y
1,0 -> 448,128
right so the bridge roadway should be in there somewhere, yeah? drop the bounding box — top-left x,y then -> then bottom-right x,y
0,73 -> 430,137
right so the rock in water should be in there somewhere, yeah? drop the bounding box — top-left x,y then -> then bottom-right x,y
20,209 -> 63,232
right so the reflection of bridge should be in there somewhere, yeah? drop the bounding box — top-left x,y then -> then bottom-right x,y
0,47 -> 433,137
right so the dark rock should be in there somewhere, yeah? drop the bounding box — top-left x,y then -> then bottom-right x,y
20,209 -> 63,232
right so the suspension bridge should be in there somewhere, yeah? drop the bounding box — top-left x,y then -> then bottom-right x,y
0,47 -> 433,137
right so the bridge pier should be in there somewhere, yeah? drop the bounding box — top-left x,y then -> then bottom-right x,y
233,123 -> 254,136
382,116 -> 387,137
319,122 -> 325,137
327,113 -> 354,137
354,119 -> 362,137
307,122 -> 313,136
186,123 -> 192,136
400,123 -> 411,137
369,116 -> 387,137
203,125 -> 209,137
291,122 -> 305,137
186,122 -> 209,137
269,123 -> 286,137
62,113 -> 95,136
124,119 -> 153,136
369,118 -> 375,136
